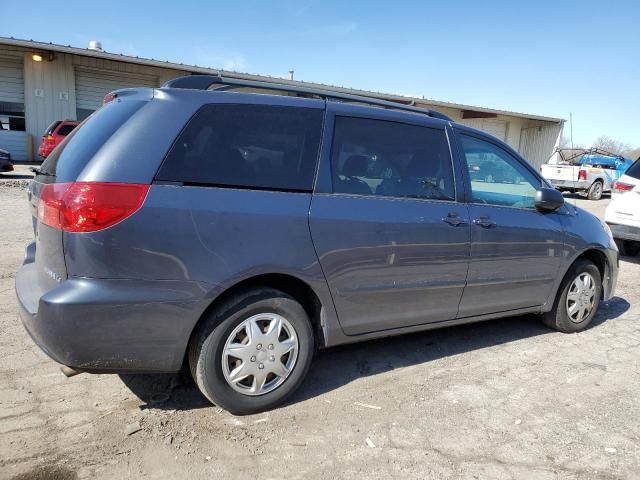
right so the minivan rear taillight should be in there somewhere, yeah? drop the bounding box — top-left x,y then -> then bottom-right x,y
612,181 -> 634,193
38,182 -> 149,232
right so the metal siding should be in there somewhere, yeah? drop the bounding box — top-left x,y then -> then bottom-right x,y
23,52 -> 77,159
0,57 -> 24,103
75,66 -> 158,112
519,124 -> 563,170
0,53 -> 27,160
0,130 -> 27,160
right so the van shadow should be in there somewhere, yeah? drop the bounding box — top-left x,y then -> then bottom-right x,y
120,296 -> 630,413
620,254 -> 640,265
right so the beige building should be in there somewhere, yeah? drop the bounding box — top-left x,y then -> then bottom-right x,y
0,36 -> 564,167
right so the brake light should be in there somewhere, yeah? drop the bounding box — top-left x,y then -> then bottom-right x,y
38,182 -> 149,232
612,181 -> 634,193
103,92 -> 117,104
578,169 -> 587,181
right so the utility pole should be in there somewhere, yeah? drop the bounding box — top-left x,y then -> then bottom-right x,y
569,112 -> 574,150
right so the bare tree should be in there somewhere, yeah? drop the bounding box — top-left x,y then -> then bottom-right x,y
625,147 -> 640,161
559,136 -> 584,150
592,136 -> 631,156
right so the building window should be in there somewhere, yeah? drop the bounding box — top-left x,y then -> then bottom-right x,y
0,101 -> 26,131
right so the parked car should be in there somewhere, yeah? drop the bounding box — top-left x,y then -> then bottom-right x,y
16,77 -> 618,415
469,157 -> 521,184
0,148 -> 13,173
37,120 -> 79,158
605,157 -> 640,256
541,150 -> 633,200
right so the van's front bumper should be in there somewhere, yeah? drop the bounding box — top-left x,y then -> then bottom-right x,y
15,247 -> 210,373
603,246 -> 619,302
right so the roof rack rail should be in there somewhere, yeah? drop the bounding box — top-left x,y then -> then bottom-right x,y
162,75 -> 452,121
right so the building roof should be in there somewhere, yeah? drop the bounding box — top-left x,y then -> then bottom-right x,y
0,36 -> 565,123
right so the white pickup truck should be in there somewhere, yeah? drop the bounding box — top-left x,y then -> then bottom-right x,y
541,152 -> 633,200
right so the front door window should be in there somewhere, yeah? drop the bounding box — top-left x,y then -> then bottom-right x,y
460,134 -> 540,208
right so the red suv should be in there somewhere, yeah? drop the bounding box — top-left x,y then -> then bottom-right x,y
38,120 -> 79,158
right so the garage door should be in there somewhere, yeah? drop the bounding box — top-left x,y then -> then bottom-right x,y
458,118 -> 507,142
75,67 -> 158,120
0,55 -> 28,160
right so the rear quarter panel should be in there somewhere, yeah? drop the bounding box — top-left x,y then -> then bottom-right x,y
63,186 -> 339,351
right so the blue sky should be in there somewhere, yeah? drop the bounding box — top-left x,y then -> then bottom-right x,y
3,0 -> 639,147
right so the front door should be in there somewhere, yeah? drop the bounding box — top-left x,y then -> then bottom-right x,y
455,131 -> 565,318
310,113 -> 470,335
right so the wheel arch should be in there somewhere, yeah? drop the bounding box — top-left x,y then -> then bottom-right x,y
185,273 -> 328,365
544,247 -> 610,312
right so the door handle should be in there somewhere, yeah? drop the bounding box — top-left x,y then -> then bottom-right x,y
442,213 -> 467,227
473,216 -> 496,228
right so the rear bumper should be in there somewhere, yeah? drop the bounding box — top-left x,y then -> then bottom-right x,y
15,248 -> 210,373
550,180 -> 590,190
607,222 -> 640,242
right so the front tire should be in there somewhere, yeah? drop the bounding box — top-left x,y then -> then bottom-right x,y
587,180 -> 603,200
542,260 -> 602,333
188,288 -> 314,415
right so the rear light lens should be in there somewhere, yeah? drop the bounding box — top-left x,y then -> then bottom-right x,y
103,92 -> 117,104
612,181 -> 634,193
578,169 -> 587,181
46,135 -> 56,146
38,182 -> 149,232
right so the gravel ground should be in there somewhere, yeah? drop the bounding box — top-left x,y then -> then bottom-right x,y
0,177 -> 638,480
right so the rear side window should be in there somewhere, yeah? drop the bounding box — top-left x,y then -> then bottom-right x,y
39,100 -> 146,181
625,159 -> 640,179
330,116 -> 455,201
156,104 -> 323,192
45,121 -> 61,136
57,124 -> 77,136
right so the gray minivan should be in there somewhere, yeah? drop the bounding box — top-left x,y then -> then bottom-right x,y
16,76 -> 618,414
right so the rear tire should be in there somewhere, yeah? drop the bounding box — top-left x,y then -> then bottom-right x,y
188,288 -> 314,415
587,180 -> 603,200
615,239 -> 640,257
541,260 -> 602,333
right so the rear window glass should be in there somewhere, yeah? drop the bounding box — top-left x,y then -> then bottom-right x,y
626,159 -> 640,179
156,104 -> 323,192
39,100 -> 146,181
45,121 -> 61,136
57,124 -> 77,136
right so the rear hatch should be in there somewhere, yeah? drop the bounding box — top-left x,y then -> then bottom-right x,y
541,164 -> 577,182
609,160 -> 640,225
38,120 -> 61,156
30,94 -> 149,291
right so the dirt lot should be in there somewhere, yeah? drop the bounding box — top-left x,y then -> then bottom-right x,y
1,168 -> 638,479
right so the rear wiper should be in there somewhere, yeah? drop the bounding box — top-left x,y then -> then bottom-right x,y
31,167 -> 55,177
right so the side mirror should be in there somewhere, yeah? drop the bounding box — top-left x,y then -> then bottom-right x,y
535,188 -> 564,212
